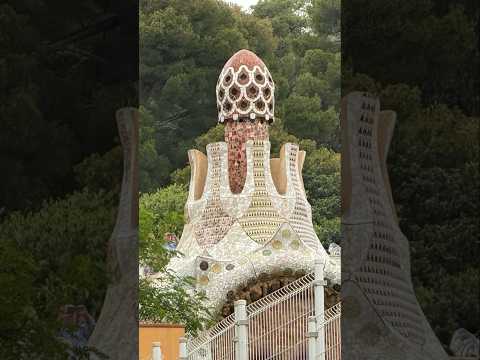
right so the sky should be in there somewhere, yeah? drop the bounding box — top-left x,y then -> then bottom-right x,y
228,0 -> 259,11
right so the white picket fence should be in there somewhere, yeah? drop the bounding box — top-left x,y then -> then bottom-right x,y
179,260 -> 341,360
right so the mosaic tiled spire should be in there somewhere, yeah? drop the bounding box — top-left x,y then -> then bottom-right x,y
166,51 -> 339,313
341,92 -> 448,359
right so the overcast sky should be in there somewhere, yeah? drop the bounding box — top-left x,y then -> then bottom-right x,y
229,0 -> 259,11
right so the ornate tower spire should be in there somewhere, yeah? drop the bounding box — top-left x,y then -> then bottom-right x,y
166,50 -> 339,315
216,49 -> 275,193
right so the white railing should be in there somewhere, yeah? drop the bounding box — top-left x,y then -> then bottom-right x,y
318,302 -> 341,360
185,312 -> 236,360
247,273 -> 315,359
181,261 -> 341,360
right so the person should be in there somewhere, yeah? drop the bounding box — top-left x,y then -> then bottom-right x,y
164,232 -> 178,251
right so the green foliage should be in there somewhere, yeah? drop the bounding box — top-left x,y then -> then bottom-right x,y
310,0 -> 341,36
415,268 -> 479,342
194,124 -> 225,152
0,189 -> 117,357
0,1 -> 132,357
342,0 -> 478,115
139,184 -> 187,268
0,239 -> 66,358
139,185 -> 211,334
253,0 -> 341,147
170,166 -> 192,187
0,190 -> 116,317
74,146 -> 123,193
139,106 -> 173,192
303,148 -> 341,245
282,96 -> 338,145
253,0 -> 309,39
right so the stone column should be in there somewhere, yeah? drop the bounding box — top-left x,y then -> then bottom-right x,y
340,92 -> 449,360
87,108 -> 139,359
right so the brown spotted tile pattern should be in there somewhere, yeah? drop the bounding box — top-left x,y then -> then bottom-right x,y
225,120 -> 268,194
194,143 -> 235,247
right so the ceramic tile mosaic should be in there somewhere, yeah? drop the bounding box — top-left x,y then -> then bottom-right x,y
237,140 -> 284,244
287,144 -> 322,251
162,50 -> 340,314
341,92 -> 448,360
216,50 -> 275,124
225,119 -> 268,194
193,143 -> 235,247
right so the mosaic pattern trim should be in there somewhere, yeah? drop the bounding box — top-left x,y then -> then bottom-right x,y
265,143 -> 297,220
225,119 -> 268,194
193,143 -> 235,247
238,140 -> 284,244
191,222 -> 320,311
349,94 -> 426,344
216,50 -> 275,123
287,144 -> 321,251
220,141 -> 255,220
206,222 -> 261,261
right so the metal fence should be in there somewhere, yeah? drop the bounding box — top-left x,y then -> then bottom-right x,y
185,312 -> 236,360
180,261 -> 341,360
247,273 -> 315,359
317,302 -> 341,360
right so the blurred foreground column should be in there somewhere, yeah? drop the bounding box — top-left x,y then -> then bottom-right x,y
340,93 -> 448,360
88,108 -> 139,359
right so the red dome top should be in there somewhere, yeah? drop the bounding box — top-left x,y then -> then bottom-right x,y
222,49 -> 267,71
216,49 -> 275,123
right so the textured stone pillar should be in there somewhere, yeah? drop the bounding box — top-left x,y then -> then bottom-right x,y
340,92 -> 448,360
87,108 -> 138,359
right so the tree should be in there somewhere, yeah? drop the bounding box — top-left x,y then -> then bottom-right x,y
139,106 -> 173,192
342,0 -> 478,115
0,188 -> 117,358
253,0 -> 341,148
303,147 -> 341,246
139,185 -> 211,334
